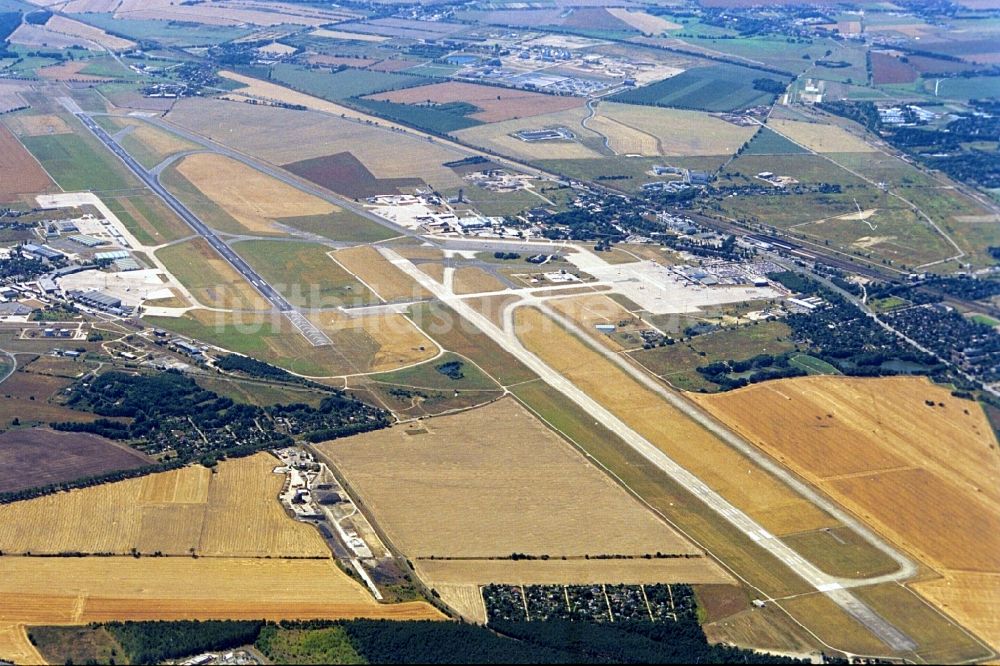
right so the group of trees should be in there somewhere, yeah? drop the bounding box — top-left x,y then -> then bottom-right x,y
103,621 -> 265,665
52,369 -> 388,463
697,353 -> 806,390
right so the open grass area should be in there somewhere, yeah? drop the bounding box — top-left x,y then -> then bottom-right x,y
611,64 -> 779,112
21,128 -> 137,192
408,301 -> 538,387
788,353 -> 841,375
269,63 -> 426,101
277,211 -> 396,244
156,238 -> 269,311
371,351 -> 500,392
515,307 -> 837,538
629,321 -> 796,392
231,240 -> 377,309
144,311 -> 353,376
103,193 -> 191,245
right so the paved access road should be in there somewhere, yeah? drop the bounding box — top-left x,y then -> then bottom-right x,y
67,101 -> 331,346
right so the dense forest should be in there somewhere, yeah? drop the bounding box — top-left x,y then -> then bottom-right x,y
41,618 -> 806,665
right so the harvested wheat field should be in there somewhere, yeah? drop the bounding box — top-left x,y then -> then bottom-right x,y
0,125 -> 53,202
606,8 -> 681,33
367,82 -> 584,122
333,246 -> 430,301
0,558 -> 441,625
913,573 -> 1000,651
118,119 -> 199,163
694,375 -> 1000,649
316,398 -> 708,563
166,97 -> 465,190
453,266 -> 506,295
175,153 -> 336,234
692,376 -> 1000,571
307,311 -> 437,373
416,558 -> 731,587
768,119 -> 877,154
592,103 -> 755,157
0,454 -> 328,558
514,307 -> 838,537
435,585 -> 486,624
0,623 -> 43,666
45,15 -> 135,50
37,60 -> 115,82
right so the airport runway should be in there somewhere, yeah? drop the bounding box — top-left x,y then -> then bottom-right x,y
65,99 -> 331,346
380,245 -> 918,653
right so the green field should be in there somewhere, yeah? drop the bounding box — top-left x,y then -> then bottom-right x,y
256,625 -> 364,665
145,312 -> 365,377
21,131 -> 137,192
371,351 -> 500,392
353,97 -> 481,134
629,321 -> 796,392
269,63 -> 427,101
611,64 -> 781,112
232,240 -> 378,309
278,211 -> 396,244
78,13 -> 254,46
970,313 -> 1000,327
741,128 -> 808,156
102,193 -> 191,246
789,353 -> 841,375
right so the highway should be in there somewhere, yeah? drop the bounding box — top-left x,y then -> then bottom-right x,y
380,245 -> 918,653
65,100 -> 332,346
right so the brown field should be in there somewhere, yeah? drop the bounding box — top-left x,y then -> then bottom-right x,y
0,125 -> 54,202
45,15 -> 134,50
0,454 -> 329,558
5,113 -> 71,137
452,266 -> 506,295
332,246 -> 430,301
0,428 -> 151,495
8,23 -> 86,50
703,603 -> 820,656
307,54 -> 379,68
418,262 -> 445,284
0,623 -> 43,666
0,558 -> 441,627
391,244 -> 445,261
156,238 -> 270,310
285,152 -> 424,199
871,52 -> 918,85
0,369 -> 105,430
514,307 -> 839,537
415,558 -> 731,587
367,81 -> 584,123
368,59 -> 422,72
316,398 -> 706,560
768,119 -> 877,154
307,311 -> 437,373
434,585 -> 486,624
175,153 -> 336,234
606,8 -> 680,33
166,96 -> 466,191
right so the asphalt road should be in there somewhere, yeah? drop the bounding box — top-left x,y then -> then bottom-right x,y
69,103 -> 332,346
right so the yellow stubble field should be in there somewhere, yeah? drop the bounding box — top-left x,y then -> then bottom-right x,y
332,245 -> 430,301
315,398 -> 731,588
175,153 -> 337,234
514,306 -> 839,537
0,454 -> 328,558
693,375 -> 1000,651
